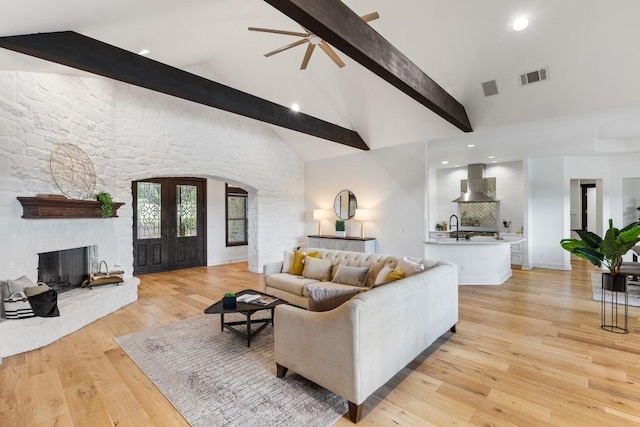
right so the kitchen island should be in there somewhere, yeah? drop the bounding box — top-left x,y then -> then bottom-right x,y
424,236 -> 525,285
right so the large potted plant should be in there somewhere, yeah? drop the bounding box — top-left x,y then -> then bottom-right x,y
560,219 -> 640,292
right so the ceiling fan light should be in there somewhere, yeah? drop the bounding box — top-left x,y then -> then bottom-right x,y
513,16 -> 529,31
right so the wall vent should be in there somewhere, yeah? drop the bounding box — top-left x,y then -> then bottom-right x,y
519,67 -> 549,86
482,80 -> 498,97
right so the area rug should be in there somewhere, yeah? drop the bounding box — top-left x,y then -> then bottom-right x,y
115,314 -> 346,427
590,273 -> 640,306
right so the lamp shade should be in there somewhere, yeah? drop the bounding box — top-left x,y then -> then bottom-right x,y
313,209 -> 327,221
353,208 -> 370,221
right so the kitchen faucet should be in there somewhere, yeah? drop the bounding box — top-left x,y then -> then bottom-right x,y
449,214 -> 459,241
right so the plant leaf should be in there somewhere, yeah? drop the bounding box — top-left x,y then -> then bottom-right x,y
572,229 -> 601,248
571,247 -> 603,267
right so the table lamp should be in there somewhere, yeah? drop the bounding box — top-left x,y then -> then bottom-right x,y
313,209 -> 327,235
353,208 -> 370,239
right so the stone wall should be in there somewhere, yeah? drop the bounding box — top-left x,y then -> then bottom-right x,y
0,70 -> 305,279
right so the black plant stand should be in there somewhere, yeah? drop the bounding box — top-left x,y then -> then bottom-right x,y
601,279 -> 628,334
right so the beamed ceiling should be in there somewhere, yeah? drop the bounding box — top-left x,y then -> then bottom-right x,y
1,0 -> 640,167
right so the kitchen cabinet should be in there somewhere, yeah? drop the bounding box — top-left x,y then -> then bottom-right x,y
502,233 -> 525,265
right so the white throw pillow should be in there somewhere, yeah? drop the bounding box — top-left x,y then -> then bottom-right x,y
282,251 -> 294,273
7,275 -> 35,294
395,257 -> 425,277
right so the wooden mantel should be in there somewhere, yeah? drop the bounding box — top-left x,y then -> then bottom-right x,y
17,196 -> 124,219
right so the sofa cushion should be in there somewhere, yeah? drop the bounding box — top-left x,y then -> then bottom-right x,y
265,273 -> 319,296
302,257 -> 332,281
396,257 -> 424,277
307,285 -> 362,312
332,265 -> 370,287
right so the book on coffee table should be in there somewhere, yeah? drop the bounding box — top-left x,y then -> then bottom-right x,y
237,294 -> 261,303
237,294 -> 278,306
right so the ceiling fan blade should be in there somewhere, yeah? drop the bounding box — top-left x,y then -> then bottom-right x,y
319,41 -> 345,68
248,27 -> 308,37
360,12 -> 380,23
300,43 -> 315,70
264,38 -> 308,57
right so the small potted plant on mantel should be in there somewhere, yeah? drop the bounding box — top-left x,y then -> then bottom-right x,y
560,219 -> 640,292
96,191 -> 114,218
335,219 -> 346,237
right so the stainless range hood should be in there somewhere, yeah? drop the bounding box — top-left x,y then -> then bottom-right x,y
452,163 -> 498,203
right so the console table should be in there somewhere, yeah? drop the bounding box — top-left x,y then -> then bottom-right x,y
307,235 -> 376,253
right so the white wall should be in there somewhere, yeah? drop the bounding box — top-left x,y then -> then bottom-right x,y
622,177 -> 640,225
305,142 -> 427,258
206,180 -> 248,265
529,157 -> 567,269
530,156 -> 612,270
0,70 -> 304,279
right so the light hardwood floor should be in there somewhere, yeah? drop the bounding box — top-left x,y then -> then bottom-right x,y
1,260 -> 639,426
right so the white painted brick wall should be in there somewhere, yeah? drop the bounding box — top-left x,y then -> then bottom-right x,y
0,70 -> 305,280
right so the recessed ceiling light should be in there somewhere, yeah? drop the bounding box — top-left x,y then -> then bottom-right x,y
467,144 -> 475,148
488,155 -> 496,159
491,161 -> 497,164
441,161 -> 449,165
138,48 -> 150,56
291,103 -> 300,112
513,16 -> 529,31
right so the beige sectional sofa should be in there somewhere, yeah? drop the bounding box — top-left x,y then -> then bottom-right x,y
263,248 -> 458,423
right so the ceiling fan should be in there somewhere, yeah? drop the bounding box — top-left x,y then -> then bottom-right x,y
248,12 -> 379,70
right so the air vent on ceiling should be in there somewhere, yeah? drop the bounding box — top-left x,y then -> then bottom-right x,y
519,67 -> 549,86
482,80 -> 498,97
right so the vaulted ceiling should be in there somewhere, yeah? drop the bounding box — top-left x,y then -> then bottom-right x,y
1,0 -> 639,167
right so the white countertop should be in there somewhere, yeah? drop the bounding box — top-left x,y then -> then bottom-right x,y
425,236 -> 526,245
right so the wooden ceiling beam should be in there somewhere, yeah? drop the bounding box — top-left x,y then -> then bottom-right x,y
263,0 -> 473,133
0,31 -> 369,151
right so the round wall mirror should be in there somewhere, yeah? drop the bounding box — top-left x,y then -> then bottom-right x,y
334,190 -> 357,220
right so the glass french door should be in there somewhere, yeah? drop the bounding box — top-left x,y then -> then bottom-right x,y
133,178 -> 206,275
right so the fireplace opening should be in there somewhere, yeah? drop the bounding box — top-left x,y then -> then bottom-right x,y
38,246 -> 93,294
